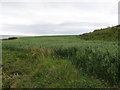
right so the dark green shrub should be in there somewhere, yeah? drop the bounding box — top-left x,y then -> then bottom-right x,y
8,37 -> 18,40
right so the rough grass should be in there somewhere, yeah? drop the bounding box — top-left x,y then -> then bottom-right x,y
79,26 -> 119,41
2,35 -> 119,88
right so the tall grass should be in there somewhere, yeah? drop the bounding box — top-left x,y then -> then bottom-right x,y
2,35 -> 119,88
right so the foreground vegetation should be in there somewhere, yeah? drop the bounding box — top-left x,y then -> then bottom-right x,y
2,25 -> 119,88
2,34 -> 119,88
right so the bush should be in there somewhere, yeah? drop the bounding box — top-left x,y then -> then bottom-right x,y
8,37 -> 18,40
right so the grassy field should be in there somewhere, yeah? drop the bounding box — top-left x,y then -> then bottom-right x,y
2,34 -> 119,88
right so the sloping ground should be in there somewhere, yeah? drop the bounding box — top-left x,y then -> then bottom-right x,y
79,25 -> 119,41
2,36 -> 119,88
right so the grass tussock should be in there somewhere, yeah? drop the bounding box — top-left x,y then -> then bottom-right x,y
2,34 -> 119,88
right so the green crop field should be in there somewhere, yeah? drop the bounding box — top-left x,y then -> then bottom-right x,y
2,26 -> 120,88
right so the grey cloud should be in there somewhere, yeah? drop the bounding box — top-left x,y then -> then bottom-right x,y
1,1 -> 111,11
2,22 -> 109,35
59,22 -> 111,27
1,0 -> 117,35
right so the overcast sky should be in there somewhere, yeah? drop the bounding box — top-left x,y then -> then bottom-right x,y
0,0 -> 119,36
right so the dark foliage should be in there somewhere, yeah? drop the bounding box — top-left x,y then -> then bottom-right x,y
79,25 -> 119,41
8,37 -> 18,40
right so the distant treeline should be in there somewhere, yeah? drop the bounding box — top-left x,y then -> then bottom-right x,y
8,37 -> 18,40
79,25 -> 119,41
2,37 -> 18,40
